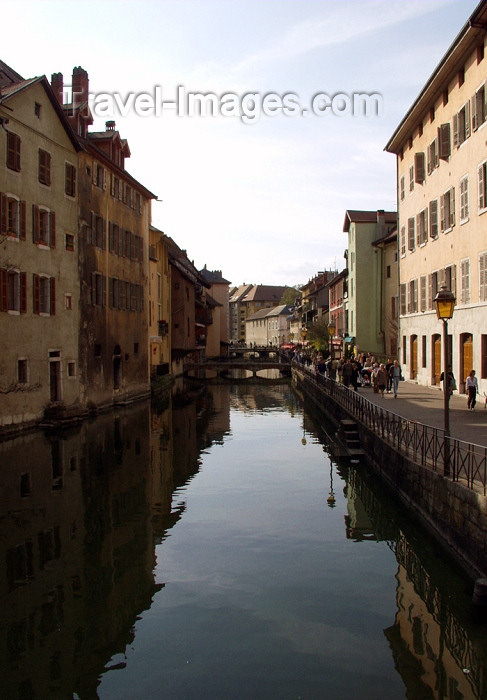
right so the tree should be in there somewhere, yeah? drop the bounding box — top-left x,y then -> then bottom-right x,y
280,286 -> 302,306
305,318 -> 331,353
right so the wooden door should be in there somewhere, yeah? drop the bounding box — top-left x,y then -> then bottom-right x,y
411,336 -> 418,379
433,335 -> 441,385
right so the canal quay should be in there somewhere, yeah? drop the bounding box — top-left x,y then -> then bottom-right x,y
1,382 -> 487,699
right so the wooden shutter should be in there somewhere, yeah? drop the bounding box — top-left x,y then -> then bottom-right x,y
450,188 -> 455,227
20,272 -> 27,313
429,200 -> 438,238
0,193 -> 6,235
33,274 -> 40,314
407,217 -> 415,250
49,211 -> 56,248
465,100 -> 471,139
32,205 -> 40,243
19,201 -> 26,239
0,269 -> 7,311
414,153 -> 425,183
49,277 -> 56,315
438,124 -> 451,160
453,113 -> 459,147
479,165 -> 486,210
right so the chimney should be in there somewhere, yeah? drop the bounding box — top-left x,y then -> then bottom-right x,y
106,120 -> 116,131
377,209 -> 386,234
72,66 -> 89,107
51,72 -> 64,105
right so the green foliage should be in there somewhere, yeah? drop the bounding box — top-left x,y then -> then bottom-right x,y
280,287 -> 301,306
305,318 -> 331,352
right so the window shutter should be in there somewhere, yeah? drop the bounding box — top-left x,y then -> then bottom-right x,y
0,269 -> 7,311
49,277 -> 56,315
408,218 -> 415,250
20,201 -> 26,240
465,100 -> 471,138
20,272 -> 27,313
108,277 -> 114,308
480,254 -> 487,301
102,219 -> 106,250
472,94 -> 478,131
33,274 -> 40,314
479,165 -> 486,210
450,187 -> 455,227
32,205 -> 40,243
102,275 -> 107,307
453,114 -> 459,148
438,124 -> 451,160
429,200 -> 438,237
49,211 -> 56,248
414,153 -> 425,183
0,193 -> 6,235
440,195 -> 446,231
110,174 -> 115,196
87,212 -> 94,245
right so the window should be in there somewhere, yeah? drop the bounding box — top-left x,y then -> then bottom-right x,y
414,153 -> 425,184
400,225 -> 406,256
429,271 -> 439,310
65,293 -> 72,310
480,252 -> 487,301
409,165 -> 414,191
67,361 -> 76,378
110,175 -> 120,199
33,274 -> 55,315
407,217 -> 415,251
32,205 -> 56,247
386,265 -> 391,279
18,359 -> 28,384
88,213 -> 106,249
6,132 -> 21,171
38,149 -> 51,185
440,188 -> 455,231
65,163 -> 76,197
460,176 -> 469,222
478,160 -> 487,212
420,275 -> 427,312
458,67 -> 465,87
427,138 -> 439,174
400,283 -> 406,316
429,200 -> 438,238
91,272 -> 106,307
65,233 -> 75,251
453,102 -> 470,147
408,279 -> 418,313
0,269 -> 26,313
0,194 -> 26,239
95,164 -> 105,189
35,102 -> 41,118
400,176 -> 405,201
438,123 -> 451,161
460,259 -> 470,304
416,208 -> 428,246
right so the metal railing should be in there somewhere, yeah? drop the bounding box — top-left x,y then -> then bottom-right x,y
293,363 -> 487,495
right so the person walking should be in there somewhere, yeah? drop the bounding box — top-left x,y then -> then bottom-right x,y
375,363 -> 388,397
466,369 -> 479,410
440,366 -> 456,401
390,360 -> 402,398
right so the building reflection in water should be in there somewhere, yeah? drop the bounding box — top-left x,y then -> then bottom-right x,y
0,384 -> 485,698
342,461 -> 487,699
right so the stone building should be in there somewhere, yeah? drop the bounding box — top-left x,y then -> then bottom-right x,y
0,61 -> 81,432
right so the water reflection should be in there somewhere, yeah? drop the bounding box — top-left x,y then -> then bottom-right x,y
0,385 -> 485,699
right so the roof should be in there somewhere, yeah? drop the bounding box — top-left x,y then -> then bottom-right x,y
0,60 -> 24,87
343,210 -> 397,232
0,73 -> 81,152
385,0 -> 487,153
200,267 -> 231,285
241,284 -> 288,303
229,284 -> 253,303
246,304 -> 293,322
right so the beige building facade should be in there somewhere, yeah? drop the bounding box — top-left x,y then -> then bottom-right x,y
0,69 -> 81,431
386,1 -> 487,393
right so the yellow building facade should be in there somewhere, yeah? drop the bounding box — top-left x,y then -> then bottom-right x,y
387,2 -> 487,393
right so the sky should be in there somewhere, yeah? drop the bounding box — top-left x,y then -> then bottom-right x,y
2,0 -> 480,287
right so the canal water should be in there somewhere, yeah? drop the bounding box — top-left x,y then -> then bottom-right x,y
1,383 -> 486,699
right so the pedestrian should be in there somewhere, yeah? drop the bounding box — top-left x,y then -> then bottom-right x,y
342,358 -> 353,387
440,366 -> 456,400
351,362 -> 360,391
371,362 -> 380,393
385,358 -> 393,393
466,369 -> 479,410
389,360 -> 402,398
375,363 -> 388,397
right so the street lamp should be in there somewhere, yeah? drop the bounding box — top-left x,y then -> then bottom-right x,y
434,285 -> 455,476
327,322 -> 336,359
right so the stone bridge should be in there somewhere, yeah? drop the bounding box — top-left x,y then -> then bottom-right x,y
184,352 -> 292,382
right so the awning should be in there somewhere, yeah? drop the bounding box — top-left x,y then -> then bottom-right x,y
344,336 -> 355,343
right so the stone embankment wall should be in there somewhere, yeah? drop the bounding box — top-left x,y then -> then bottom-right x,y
293,368 -> 487,580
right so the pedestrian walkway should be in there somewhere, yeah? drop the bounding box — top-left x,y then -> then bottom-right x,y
358,380 -> 487,448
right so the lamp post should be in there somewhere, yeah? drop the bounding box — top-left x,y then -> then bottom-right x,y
327,322 -> 336,360
434,285 -> 455,477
